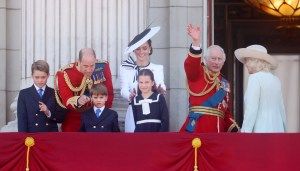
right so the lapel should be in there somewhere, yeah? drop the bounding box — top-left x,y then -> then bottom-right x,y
42,86 -> 51,102
30,85 -> 42,103
135,92 -> 158,103
88,108 -> 109,125
87,108 -> 100,125
97,108 -> 109,123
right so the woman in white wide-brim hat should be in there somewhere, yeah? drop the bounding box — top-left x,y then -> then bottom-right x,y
235,44 -> 286,133
119,26 -> 167,132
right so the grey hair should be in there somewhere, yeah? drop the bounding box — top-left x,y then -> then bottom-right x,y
202,45 -> 226,65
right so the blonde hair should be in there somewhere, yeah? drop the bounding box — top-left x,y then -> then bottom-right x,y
245,58 -> 272,72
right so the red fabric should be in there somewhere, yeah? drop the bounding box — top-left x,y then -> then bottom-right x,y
0,133 -> 300,171
56,63 -> 86,111
60,111 -> 81,132
56,63 -> 90,131
56,62 -> 113,132
180,54 -> 235,132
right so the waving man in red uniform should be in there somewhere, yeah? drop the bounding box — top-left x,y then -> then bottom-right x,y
55,48 -> 114,132
180,24 -> 239,133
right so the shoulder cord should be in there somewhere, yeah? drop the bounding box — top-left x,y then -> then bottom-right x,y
186,67 -> 221,96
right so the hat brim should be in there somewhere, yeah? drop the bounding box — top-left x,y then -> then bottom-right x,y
124,27 -> 160,54
234,48 -> 278,69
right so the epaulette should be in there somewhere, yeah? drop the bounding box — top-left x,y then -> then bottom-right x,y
59,63 -> 75,71
96,59 -> 108,64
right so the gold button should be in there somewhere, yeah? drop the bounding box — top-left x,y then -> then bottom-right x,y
35,123 -> 38,126
93,126 -> 96,128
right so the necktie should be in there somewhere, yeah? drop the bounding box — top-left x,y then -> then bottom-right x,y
95,109 -> 101,118
38,88 -> 43,98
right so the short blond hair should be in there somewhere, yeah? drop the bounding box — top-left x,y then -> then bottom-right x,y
245,57 -> 272,72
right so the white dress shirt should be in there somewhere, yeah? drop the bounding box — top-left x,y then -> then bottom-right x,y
94,106 -> 105,117
34,84 -> 46,95
120,62 -> 166,101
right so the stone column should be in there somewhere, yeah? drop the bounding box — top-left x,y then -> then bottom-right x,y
1,0 -> 148,131
149,0 -> 206,131
0,0 -> 22,131
0,0 -> 7,127
0,0 -> 21,131
272,55 -> 300,132
20,0 -> 148,88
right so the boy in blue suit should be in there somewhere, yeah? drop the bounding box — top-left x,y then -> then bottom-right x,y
80,84 -> 120,132
17,60 -> 65,132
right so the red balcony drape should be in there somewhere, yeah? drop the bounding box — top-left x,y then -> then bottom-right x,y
0,132 -> 299,171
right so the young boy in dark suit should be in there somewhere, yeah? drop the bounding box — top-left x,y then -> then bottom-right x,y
17,60 -> 65,132
80,84 -> 120,132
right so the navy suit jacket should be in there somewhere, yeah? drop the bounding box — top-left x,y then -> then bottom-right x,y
17,85 -> 66,132
80,108 -> 120,132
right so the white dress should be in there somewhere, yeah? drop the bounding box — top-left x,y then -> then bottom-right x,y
241,71 -> 286,133
119,56 -> 166,132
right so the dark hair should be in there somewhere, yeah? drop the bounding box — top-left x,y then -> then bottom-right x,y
31,60 -> 49,75
137,69 -> 157,94
147,39 -> 153,55
89,83 -> 108,96
78,48 -> 96,61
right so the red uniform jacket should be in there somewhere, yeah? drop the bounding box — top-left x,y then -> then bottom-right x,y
55,61 -> 113,132
180,52 -> 238,133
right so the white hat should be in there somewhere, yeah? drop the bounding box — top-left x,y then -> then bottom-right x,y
234,44 -> 278,69
124,26 -> 160,54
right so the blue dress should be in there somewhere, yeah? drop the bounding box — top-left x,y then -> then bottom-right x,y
131,92 -> 169,132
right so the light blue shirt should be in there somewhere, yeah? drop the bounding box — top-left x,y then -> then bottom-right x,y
93,106 -> 105,117
241,71 -> 286,133
34,84 -> 46,95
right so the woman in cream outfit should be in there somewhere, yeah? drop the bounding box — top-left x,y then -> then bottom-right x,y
120,27 -> 166,132
235,44 -> 286,133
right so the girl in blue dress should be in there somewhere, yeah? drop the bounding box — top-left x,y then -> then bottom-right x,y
131,69 -> 169,132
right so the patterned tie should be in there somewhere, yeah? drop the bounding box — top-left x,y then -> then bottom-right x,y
38,88 -> 43,98
95,109 -> 101,118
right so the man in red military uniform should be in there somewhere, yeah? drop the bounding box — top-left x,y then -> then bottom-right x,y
55,48 -> 114,132
180,24 -> 239,133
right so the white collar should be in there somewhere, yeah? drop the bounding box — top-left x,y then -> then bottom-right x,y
93,106 -> 105,112
134,94 -> 160,105
34,84 -> 46,92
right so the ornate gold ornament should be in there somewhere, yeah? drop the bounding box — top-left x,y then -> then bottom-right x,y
186,67 -> 220,97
